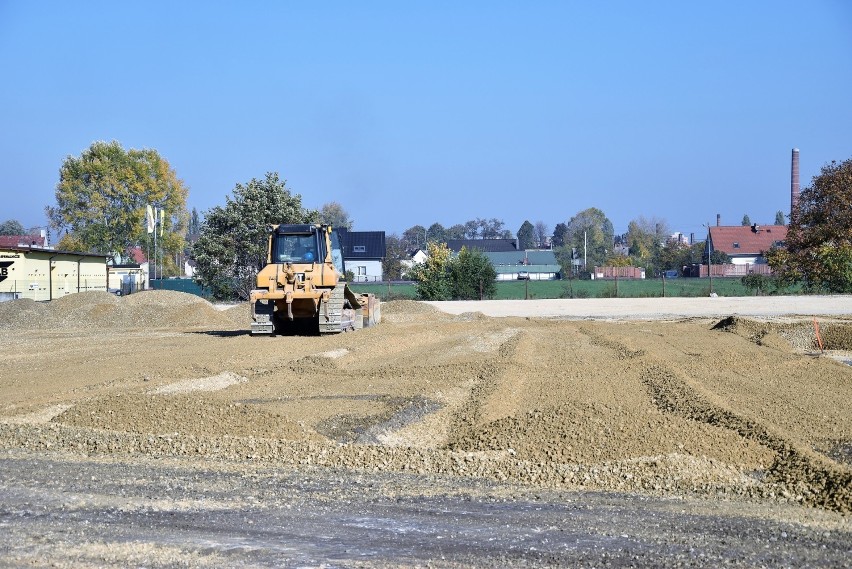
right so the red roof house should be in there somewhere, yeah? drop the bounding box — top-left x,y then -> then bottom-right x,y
708,224 -> 787,263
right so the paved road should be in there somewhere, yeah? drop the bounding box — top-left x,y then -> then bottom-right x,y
426,295 -> 852,320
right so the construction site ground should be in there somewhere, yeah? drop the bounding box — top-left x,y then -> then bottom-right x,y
1,291 -> 851,567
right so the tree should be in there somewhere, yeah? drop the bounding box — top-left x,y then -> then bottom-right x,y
187,208 -> 202,243
656,238 -> 691,273
446,224 -> 466,240
517,220 -> 535,250
411,241 -> 452,300
192,172 -> 317,300
775,210 -> 786,225
0,220 -> 25,235
318,201 -> 353,230
534,221 -> 549,248
46,141 -> 188,261
770,157 -> 852,292
625,215 -> 669,273
449,247 -> 497,299
556,208 -> 614,273
401,225 -> 427,251
742,214 -> 751,226
709,249 -> 731,265
551,223 -> 568,247
382,234 -> 407,280
427,222 -> 447,244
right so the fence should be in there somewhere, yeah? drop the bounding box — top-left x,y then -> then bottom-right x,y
150,278 -> 209,297
695,263 -> 774,277
592,266 -> 646,279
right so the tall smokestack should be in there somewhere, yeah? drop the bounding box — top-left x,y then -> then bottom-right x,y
716,214 -> 721,227
791,148 -> 800,218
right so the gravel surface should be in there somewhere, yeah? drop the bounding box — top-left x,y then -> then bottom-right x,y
0,291 -> 851,566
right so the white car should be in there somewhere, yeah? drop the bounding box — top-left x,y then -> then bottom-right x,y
517,271 -> 530,280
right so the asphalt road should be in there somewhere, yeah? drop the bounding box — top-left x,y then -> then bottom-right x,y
426,295 -> 852,320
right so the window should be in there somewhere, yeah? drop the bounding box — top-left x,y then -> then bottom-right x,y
733,242 -> 740,249
357,266 -> 366,275
353,245 -> 366,253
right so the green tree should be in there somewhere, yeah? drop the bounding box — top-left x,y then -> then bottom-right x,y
411,241 -> 452,300
446,224 -> 466,240
742,214 -> 751,226
318,201 -> 353,230
517,220 -> 535,250
775,210 -> 786,225
551,222 -> 568,247
46,141 -> 188,260
401,225 -> 427,251
427,222 -> 447,244
187,208 -> 202,243
0,219 -> 25,235
192,172 -> 317,300
656,238 -> 691,273
382,234 -> 407,280
770,158 -> 852,292
449,246 -> 497,300
741,273 -> 770,295
556,208 -> 614,273
625,215 -> 669,273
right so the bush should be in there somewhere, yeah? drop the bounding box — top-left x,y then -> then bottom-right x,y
741,273 -> 770,295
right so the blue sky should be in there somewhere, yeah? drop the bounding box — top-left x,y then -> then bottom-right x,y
1,1 -> 850,239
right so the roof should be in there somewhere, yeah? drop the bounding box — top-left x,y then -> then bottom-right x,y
0,245 -> 107,259
446,239 -> 520,253
0,234 -> 46,248
485,250 -> 557,266
126,246 -> 148,264
709,225 -> 788,256
342,230 -> 386,259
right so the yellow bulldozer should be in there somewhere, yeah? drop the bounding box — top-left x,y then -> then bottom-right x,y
250,223 -> 381,335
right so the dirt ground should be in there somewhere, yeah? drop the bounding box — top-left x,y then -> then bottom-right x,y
1,290 -> 851,566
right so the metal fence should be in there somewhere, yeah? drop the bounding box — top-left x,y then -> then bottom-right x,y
149,278 -> 209,297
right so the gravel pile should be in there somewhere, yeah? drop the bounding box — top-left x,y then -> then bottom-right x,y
0,291 -> 239,331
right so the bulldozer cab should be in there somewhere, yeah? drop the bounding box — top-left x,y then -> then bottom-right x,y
269,224 -> 345,274
273,232 -> 320,264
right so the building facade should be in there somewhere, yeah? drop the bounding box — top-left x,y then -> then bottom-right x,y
0,246 -> 108,301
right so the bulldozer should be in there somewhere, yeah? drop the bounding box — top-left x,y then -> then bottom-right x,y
250,223 -> 381,335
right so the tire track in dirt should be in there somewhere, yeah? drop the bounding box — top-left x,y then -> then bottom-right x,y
573,325 -> 852,513
445,330 -> 523,449
639,360 -> 852,513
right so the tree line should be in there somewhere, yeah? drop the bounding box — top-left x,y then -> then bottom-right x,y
7,140 -> 849,300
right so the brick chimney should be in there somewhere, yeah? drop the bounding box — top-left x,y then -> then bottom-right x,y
791,148 -> 800,218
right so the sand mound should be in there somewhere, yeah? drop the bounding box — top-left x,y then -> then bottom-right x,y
713,315 -> 821,351
382,299 -> 440,315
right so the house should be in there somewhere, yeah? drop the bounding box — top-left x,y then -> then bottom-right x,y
0,234 -> 47,249
337,229 -> 386,282
708,224 -> 787,275
485,250 -> 561,281
108,264 -> 145,295
400,248 -> 428,279
445,239 -> 521,253
0,245 -> 108,301
125,246 -> 151,289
